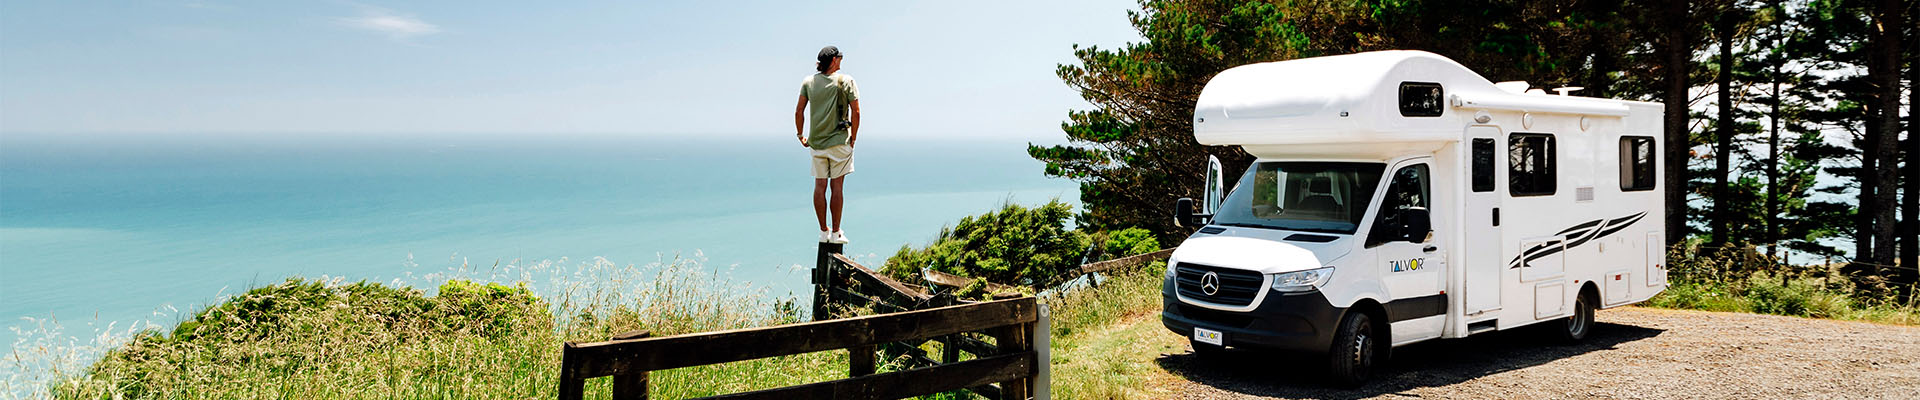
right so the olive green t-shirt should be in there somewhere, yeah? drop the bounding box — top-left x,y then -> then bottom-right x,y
800,72 -> 859,150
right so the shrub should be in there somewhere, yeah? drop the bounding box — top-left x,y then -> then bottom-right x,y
1099,227 -> 1161,258
1744,273 -> 1812,316
432,280 -> 544,337
880,200 -> 1169,289
880,200 -> 1091,285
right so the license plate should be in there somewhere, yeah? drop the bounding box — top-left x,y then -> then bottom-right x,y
1193,327 -> 1224,346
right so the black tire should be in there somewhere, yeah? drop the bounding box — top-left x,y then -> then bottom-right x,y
1326,311 -> 1378,387
1191,339 -> 1227,360
1557,290 -> 1596,343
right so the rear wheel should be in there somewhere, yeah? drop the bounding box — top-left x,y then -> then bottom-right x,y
1557,290 -> 1596,342
1326,312 -> 1377,387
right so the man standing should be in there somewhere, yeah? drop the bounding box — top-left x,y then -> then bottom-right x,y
795,45 -> 859,244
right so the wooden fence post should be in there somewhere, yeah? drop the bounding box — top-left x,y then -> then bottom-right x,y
850,344 -> 876,377
993,324 -> 1031,400
610,330 -> 652,400
814,242 -> 843,321
559,342 -> 585,400
942,334 -> 961,364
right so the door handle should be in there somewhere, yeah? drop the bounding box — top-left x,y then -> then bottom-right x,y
1422,245 -> 1438,253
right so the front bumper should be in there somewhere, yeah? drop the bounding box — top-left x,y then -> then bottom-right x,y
1160,278 -> 1344,353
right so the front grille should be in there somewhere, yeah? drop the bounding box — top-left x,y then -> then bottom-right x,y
1175,262 -> 1264,307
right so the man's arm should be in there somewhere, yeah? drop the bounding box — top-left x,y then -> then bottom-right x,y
794,94 -> 809,147
848,99 -> 860,146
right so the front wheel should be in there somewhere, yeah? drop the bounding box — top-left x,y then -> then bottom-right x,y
1326,312 -> 1378,387
1557,291 -> 1596,343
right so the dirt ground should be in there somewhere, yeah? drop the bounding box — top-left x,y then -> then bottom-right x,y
1150,307 -> 1920,399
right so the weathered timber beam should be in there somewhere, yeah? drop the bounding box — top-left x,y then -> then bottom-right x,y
1075,248 -> 1176,275
921,269 -> 1019,293
831,253 -> 934,302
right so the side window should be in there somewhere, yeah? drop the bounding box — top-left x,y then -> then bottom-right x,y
1619,136 -> 1656,191
1367,164 -> 1431,247
1399,82 -> 1445,117
1509,133 -> 1556,197
1471,138 -> 1495,192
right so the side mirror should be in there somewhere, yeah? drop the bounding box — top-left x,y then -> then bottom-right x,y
1175,198 -> 1196,228
1398,207 -> 1431,242
1175,198 -> 1213,228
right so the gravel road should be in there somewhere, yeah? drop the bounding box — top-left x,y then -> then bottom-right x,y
1151,307 -> 1920,399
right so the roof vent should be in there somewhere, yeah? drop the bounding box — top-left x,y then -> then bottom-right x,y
1494,81 -> 1530,94
1553,86 -> 1585,96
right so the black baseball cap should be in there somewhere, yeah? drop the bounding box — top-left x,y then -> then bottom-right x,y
817,46 -> 842,63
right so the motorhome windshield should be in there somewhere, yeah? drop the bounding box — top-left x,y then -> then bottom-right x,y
1211,162 -> 1386,234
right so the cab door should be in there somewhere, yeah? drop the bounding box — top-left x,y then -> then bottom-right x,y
1371,158 -> 1447,344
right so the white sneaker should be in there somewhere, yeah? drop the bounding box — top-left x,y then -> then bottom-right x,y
819,231 -> 833,243
830,230 -> 850,244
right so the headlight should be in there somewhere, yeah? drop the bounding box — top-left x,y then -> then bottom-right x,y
1270,267 -> 1334,292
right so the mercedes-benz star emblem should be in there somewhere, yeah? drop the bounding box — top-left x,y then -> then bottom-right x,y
1200,271 -> 1221,296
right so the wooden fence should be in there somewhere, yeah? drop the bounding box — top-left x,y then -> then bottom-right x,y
556,243 -> 1172,400
558,296 -> 1045,400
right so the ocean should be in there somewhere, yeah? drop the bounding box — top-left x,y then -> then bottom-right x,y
0,133 -> 1079,347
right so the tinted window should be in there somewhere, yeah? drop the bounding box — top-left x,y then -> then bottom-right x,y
1399,82 -> 1445,117
1620,136 -> 1656,191
1510,133 -> 1556,196
1472,138 -> 1495,192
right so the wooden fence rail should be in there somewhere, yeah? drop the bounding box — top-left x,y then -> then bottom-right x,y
558,295 -> 1047,400
1071,247 -> 1176,277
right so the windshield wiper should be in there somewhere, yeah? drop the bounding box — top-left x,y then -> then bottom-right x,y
1214,221 -> 1351,235
1287,226 -> 1352,234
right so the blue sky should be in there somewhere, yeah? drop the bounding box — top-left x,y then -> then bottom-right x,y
0,1 -> 1141,141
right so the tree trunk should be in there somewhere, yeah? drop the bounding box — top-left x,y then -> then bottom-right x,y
1714,11 -> 1735,248
1663,0 -> 1694,246
1867,0 -> 1904,266
1585,0 -> 1622,98
1900,3 -> 1917,283
1767,0 -> 1782,263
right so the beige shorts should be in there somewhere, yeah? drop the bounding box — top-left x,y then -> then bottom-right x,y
810,144 -> 854,179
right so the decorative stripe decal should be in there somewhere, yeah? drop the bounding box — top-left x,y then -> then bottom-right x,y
1508,211 -> 1647,269
1594,213 -> 1647,240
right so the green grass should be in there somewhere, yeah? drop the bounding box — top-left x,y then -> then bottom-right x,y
1646,240 -> 1920,325
1043,262 -> 1184,400
1646,272 -> 1920,325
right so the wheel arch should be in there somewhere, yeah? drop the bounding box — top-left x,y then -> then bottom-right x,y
1344,297 -> 1390,349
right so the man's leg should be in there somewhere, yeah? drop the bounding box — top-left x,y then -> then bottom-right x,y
813,178 -> 830,232
829,176 -> 845,232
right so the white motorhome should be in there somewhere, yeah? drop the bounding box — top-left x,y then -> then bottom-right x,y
1160,50 -> 1667,385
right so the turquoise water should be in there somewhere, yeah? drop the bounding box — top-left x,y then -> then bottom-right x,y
0,133 -> 1078,346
